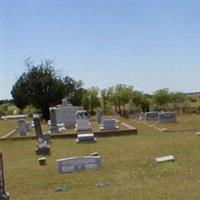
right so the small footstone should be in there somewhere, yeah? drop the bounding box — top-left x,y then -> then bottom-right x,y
155,155 -> 175,163
96,181 -> 110,187
38,157 -> 46,166
90,152 -> 99,156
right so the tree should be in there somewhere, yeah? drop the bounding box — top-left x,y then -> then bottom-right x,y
171,92 -> 186,112
11,60 -> 66,120
153,88 -> 172,110
109,84 -> 134,113
100,88 -> 112,112
82,87 -> 100,114
63,76 -> 85,106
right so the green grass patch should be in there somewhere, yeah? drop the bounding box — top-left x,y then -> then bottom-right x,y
1,115 -> 200,199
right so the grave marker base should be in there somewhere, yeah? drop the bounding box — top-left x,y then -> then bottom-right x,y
38,157 -> 46,166
0,192 -> 10,200
35,146 -> 50,155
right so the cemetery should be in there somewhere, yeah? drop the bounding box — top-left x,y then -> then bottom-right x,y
136,113 -> 200,133
0,112 -> 200,199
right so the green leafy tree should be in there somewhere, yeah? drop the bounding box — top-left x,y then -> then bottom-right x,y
82,87 -> 100,114
11,59 -> 66,120
63,76 -> 85,106
153,88 -> 172,110
171,92 -> 186,112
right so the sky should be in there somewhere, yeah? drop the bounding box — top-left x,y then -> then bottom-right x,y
1,0 -> 200,99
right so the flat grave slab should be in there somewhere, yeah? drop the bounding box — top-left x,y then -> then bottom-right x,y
155,155 -> 175,163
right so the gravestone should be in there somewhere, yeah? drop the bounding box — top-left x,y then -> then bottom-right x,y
75,110 -> 91,132
18,119 -> 28,136
33,117 -> 50,155
100,118 -> 119,130
96,109 -> 103,123
49,107 -> 58,133
145,111 -> 159,121
155,155 -> 175,163
158,112 -> 176,123
38,157 -> 46,166
31,120 -> 35,128
0,152 -> 9,200
33,117 -> 43,140
57,156 -> 101,173
50,98 -> 83,128
76,133 -> 97,143
57,123 -> 66,132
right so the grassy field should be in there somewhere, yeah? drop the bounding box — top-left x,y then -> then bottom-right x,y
1,115 -> 200,199
0,119 -> 17,137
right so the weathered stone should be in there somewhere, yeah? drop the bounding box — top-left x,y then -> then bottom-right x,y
49,107 -> 58,133
0,152 -> 9,200
33,117 -> 43,139
38,157 -> 46,166
75,110 -> 91,132
96,109 -> 103,123
155,155 -> 175,163
158,112 -> 176,123
145,111 -> 159,121
96,181 -> 110,187
100,118 -> 118,130
57,156 -> 101,173
36,141 -> 50,155
76,133 -> 96,143
18,119 -> 28,136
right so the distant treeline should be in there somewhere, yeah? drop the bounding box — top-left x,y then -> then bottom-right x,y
1,59 -> 200,119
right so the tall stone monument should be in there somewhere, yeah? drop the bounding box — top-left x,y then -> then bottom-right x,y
49,98 -> 83,128
0,152 -> 9,200
96,109 -> 103,123
33,117 -> 43,140
49,107 -> 58,133
33,117 -> 50,155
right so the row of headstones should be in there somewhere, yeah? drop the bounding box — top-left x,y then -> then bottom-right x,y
144,111 -> 177,123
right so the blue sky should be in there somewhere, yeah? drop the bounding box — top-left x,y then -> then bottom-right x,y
1,1 -> 200,99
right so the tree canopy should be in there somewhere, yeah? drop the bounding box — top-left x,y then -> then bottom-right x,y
11,59 -> 84,120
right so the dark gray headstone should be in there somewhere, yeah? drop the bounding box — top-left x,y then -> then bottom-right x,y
36,141 -> 50,155
33,117 -> 43,140
38,157 -> 46,166
145,111 -> 159,121
158,112 -> 176,123
76,133 -> 96,143
0,152 -> 9,200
